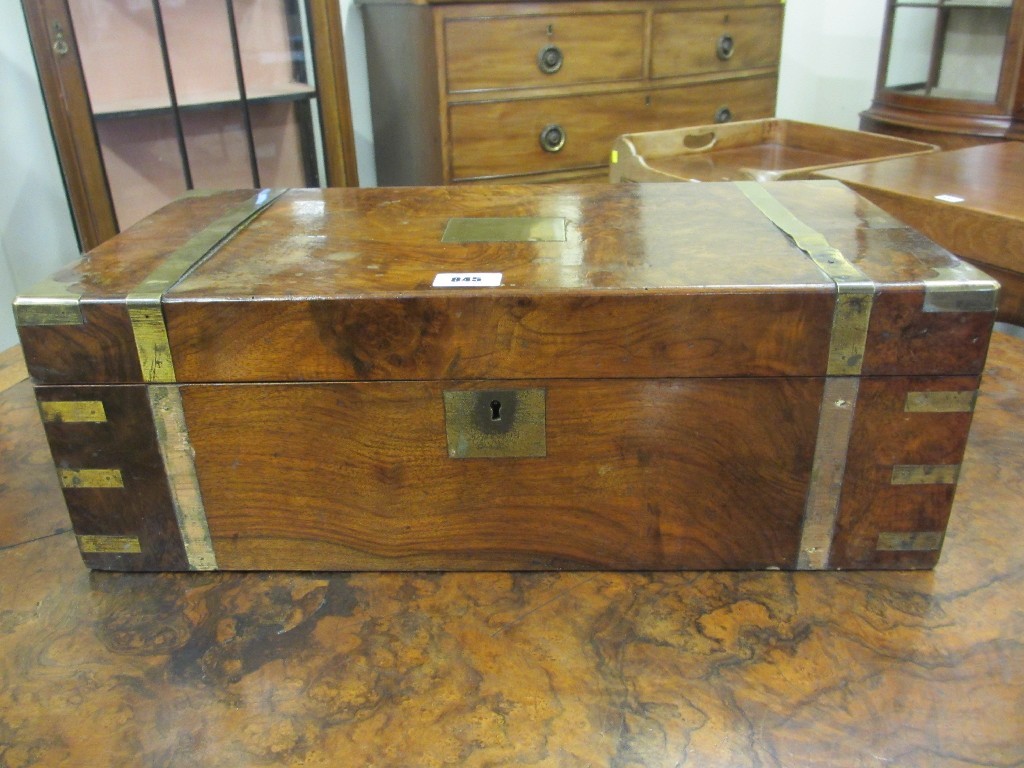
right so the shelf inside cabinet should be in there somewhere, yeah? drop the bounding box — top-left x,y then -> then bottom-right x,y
92,83 -> 317,120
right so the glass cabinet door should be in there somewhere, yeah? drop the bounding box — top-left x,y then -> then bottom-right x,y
22,0 -> 357,248
883,0 -> 1013,103
862,0 -> 1024,147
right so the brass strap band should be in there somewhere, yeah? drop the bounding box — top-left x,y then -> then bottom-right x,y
797,376 -> 860,570
148,385 -> 218,571
735,183 -> 877,569
128,188 -> 287,383
736,182 -> 875,376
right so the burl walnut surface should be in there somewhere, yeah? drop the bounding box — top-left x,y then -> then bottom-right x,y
2,334 -> 1023,766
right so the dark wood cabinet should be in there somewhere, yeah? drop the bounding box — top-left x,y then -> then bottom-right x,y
861,0 -> 1024,148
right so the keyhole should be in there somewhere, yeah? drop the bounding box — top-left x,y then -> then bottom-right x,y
546,23 -> 554,36
490,400 -> 502,421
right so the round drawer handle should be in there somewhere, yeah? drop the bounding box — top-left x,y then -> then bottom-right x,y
537,45 -> 564,75
714,106 -> 733,124
539,124 -> 566,153
717,34 -> 735,61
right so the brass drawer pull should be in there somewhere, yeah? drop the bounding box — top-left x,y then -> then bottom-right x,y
714,106 -> 733,124
537,45 -> 564,75
539,124 -> 566,152
717,33 -> 734,61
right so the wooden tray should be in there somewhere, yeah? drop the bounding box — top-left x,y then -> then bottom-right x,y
609,119 -> 937,183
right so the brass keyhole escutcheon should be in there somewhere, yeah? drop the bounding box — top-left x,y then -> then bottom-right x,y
443,389 -> 547,459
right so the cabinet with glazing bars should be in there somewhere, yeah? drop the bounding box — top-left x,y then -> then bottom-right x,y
22,0 -> 359,250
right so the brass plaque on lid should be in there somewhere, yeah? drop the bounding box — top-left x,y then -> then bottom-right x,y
442,217 -> 567,243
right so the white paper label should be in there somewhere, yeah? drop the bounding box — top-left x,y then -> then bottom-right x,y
432,272 -> 502,287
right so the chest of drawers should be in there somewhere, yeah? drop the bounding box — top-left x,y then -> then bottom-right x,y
359,0 -> 784,184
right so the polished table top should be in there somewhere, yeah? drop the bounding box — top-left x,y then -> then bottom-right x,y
1,335 -> 1022,767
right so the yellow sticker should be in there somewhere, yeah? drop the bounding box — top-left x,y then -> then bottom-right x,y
610,150 -> 619,164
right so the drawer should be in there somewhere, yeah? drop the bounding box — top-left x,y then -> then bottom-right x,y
444,12 -> 645,93
652,6 -> 783,79
449,76 -> 778,180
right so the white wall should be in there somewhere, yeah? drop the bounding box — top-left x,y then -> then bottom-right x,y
776,0 -> 888,129
0,0 -> 886,351
0,0 -> 81,350
340,0 -> 378,186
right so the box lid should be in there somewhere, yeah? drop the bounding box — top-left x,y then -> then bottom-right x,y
15,181 -> 998,385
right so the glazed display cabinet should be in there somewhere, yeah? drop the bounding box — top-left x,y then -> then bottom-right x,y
861,0 -> 1024,148
22,0 -> 359,251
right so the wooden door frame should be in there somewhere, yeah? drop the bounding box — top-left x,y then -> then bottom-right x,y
20,0 -> 358,252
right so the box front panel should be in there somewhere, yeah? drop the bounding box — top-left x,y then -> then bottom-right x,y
182,378 -> 824,571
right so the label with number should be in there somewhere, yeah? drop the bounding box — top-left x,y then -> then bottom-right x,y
432,272 -> 503,287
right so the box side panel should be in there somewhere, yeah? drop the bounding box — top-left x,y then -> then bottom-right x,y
864,288 -> 995,376
164,292 -> 835,382
35,385 -> 189,570
18,302 -> 141,385
183,378 -> 824,571
829,375 -> 981,569
765,181 -> 998,377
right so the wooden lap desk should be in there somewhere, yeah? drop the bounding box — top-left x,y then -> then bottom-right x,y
0,335 -> 1022,766
816,142 -> 1024,327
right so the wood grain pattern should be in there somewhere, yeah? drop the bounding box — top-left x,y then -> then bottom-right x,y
184,377 -> 823,570
448,76 -> 778,180
359,0 -> 782,184
16,190 -> 261,385
816,143 -> 1024,327
829,375 -> 981,569
765,181 -> 999,376
610,118 -> 936,183
162,182 -> 993,383
650,6 -> 781,78
0,332 -> 1022,765
35,385 -> 188,570
0,346 -> 29,394
444,11 -> 645,93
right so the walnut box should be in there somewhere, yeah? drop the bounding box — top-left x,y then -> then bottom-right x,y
14,181 -> 998,571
